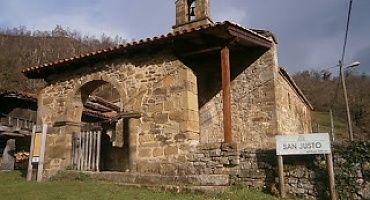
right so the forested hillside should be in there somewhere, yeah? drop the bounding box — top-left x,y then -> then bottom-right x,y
0,26 -> 368,139
293,70 -> 370,139
0,26 -> 125,92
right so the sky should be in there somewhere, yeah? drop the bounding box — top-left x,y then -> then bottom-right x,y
0,0 -> 369,74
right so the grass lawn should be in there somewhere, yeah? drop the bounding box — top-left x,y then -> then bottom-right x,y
311,111 -> 347,141
0,171 -> 284,200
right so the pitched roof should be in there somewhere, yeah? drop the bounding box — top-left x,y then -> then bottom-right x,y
22,21 -> 273,79
0,90 -> 37,102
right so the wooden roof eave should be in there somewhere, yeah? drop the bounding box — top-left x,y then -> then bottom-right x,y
227,26 -> 272,49
23,22 -> 273,80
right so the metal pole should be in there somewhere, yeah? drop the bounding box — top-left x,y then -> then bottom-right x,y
339,60 -> 354,141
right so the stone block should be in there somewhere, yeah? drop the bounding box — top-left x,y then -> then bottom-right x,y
174,133 -> 186,142
154,113 -> 169,124
163,101 -> 174,111
180,120 -> 199,133
185,81 -> 198,94
164,146 -> 178,155
169,111 -> 186,122
138,148 -> 152,157
153,88 -> 167,96
250,170 -> 266,179
184,132 -> 200,140
163,125 -> 179,135
139,134 -> 155,143
200,143 -> 222,150
197,175 -> 229,186
163,75 -> 176,87
153,148 -> 163,157
209,149 -> 222,157
220,157 -> 229,165
180,68 -> 197,84
160,163 -> 178,176
238,170 -> 251,178
148,103 -> 164,113
42,97 -> 54,105
141,123 -> 152,134
179,91 -> 198,111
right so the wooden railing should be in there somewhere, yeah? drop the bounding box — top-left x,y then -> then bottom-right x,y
0,116 -> 36,132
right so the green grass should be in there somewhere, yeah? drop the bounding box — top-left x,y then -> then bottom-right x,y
0,171 -> 284,200
311,111 -> 348,141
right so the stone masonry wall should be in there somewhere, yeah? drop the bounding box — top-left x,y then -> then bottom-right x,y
199,40 -> 312,149
274,71 -> 312,134
199,42 -> 279,149
38,51 -> 200,177
185,143 -> 369,199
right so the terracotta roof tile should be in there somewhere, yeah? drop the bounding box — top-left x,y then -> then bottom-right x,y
22,21 -> 272,77
0,90 -> 37,102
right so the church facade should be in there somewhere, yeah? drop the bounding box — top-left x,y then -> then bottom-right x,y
23,0 -> 312,190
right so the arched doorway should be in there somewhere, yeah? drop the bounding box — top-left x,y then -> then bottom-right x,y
70,80 -> 130,172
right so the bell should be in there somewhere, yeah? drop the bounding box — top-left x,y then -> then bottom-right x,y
190,7 -> 195,17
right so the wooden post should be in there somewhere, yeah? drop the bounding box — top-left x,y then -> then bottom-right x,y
81,132 -> 85,171
91,132 -> 96,171
96,131 -> 101,172
27,126 -> 36,181
84,132 -> 88,171
77,132 -> 82,170
88,132 -> 93,170
277,155 -> 286,198
221,46 -> 232,143
316,123 -> 320,133
326,153 -> 337,200
72,132 -> 76,169
36,124 -> 47,182
329,109 -> 335,142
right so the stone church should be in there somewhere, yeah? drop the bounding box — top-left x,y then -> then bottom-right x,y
22,0 -> 312,190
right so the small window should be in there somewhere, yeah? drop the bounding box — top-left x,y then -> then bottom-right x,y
288,93 -> 291,110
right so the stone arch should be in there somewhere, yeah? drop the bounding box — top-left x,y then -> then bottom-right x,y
66,75 -> 125,122
64,74 -> 135,172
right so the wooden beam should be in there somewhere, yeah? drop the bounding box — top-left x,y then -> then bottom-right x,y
180,46 -> 221,58
84,101 -> 112,112
119,112 -> 142,119
221,46 -> 232,143
89,96 -> 120,112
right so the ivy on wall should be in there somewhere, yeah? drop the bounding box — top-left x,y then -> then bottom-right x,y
334,141 -> 370,199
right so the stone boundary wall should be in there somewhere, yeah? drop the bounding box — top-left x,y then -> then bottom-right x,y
59,141 -> 369,200
182,141 -> 369,199
191,142 -> 369,200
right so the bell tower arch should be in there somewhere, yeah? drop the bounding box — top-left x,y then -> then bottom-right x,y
173,0 -> 213,32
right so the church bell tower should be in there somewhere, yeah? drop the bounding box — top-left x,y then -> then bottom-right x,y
173,0 -> 213,32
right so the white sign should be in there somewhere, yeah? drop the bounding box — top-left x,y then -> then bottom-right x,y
276,133 -> 331,155
31,157 -> 39,163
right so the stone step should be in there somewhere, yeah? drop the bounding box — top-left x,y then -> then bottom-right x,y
68,170 -> 230,187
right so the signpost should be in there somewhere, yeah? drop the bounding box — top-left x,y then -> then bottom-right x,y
275,133 -> 337,200
276,133 -> 331,155
27,124 -> 47,182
